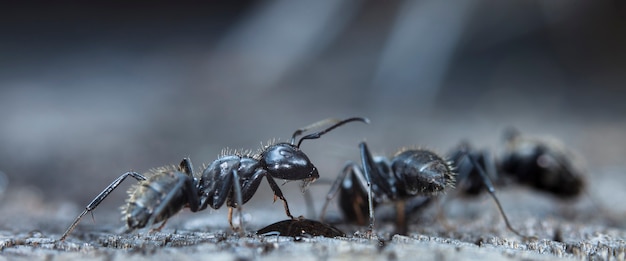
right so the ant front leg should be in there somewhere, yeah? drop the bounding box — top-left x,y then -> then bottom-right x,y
321,142 -> 390,236
228,169 -> 245,232
60,171 -> 147,241
232,168 -> 296,220
263,175 -> 295,219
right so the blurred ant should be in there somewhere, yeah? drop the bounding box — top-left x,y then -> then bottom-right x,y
320,142 -> 527,238
441,128 -> 592,234
60,117 -> 368,241
499,128 -> 585,198
447,128 -> 585,199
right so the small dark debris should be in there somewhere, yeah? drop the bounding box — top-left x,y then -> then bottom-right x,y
257,219 -> 345,238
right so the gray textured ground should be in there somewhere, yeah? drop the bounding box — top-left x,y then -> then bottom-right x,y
1,177 -> 625,261
2,2 -> 626,260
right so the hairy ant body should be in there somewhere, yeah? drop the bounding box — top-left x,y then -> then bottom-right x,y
60,117 -> 368,241
320,142 -> 526,238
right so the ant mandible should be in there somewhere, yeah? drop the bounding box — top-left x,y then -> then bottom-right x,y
60,117 -> 369,241
320,141 -> 528,238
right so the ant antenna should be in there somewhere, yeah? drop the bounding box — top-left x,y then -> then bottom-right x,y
292,117 -> 369,148
291,118 -> 342,144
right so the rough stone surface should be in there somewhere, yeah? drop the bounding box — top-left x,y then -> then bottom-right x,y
1,3 -> 626,261
1,181 -> 625,261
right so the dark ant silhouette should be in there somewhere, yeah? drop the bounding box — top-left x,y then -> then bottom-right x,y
257,216 -> 345,238
60,117 -> 369,241
441,129 -> 593,235
320,141 -> 527,238
499,128 -> 585,198
446,128 -> 586,199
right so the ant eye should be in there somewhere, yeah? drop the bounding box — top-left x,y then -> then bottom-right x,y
279,149 -> 293,158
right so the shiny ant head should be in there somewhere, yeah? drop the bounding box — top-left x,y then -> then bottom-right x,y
262,117 -> 369,185
392,149 -> 454,196
262,143 -> 319,182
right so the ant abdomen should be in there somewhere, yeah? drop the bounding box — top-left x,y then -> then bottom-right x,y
391,149 -> 455,196
124,167 -> 196,230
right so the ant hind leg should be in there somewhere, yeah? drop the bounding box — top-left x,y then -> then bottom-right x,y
60,171 -> 147,241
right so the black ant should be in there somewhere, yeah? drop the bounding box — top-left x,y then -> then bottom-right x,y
441,129 -> 593,235
498,128 -> 585,198
446,128 -> 586,199
60,117 -> 369,241
320,141 -> 527,238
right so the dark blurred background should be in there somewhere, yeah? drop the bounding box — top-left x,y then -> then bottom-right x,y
1,1 -> 625,231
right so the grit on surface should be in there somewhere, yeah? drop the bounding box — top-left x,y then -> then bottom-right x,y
1,173 -> 625,261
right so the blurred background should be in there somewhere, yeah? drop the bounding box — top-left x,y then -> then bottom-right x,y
1,1 -> 625,233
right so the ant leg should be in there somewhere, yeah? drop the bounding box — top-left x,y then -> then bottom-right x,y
230,169 -> 245,233
150,219 -> 169,233
60,171 -> 146,241
320,162 -> 356,221
481,151 -> 498,185
144,172 -> 199,230
464,153 -> 529,239
395,200 -> 407,235
358,142 -> 379,235
265,175 -> 295,219
227,207 -> 236,230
